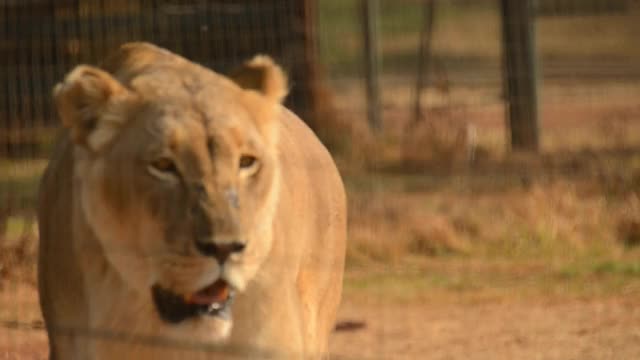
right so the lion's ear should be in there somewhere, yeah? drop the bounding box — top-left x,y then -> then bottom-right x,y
53,65 -> 132,151
230,55 -> 288,103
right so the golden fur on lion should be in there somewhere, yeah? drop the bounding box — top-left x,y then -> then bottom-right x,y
37,42 -> 346,359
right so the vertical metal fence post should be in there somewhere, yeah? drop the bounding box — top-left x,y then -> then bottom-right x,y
500,0 -> 540,152
361,0 -> 382,133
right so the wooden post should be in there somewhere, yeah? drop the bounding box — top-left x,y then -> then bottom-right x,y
361,0 -> 382,132
413,0 -> 436,126
294,0 -> 324,132
500,0 -> 539,152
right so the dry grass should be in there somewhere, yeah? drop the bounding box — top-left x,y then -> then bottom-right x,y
340,81 -> 640,270
346,177 -> 639,266
401,112 -> 477,170
0,216 -> 38,289
347,193 -> 470,264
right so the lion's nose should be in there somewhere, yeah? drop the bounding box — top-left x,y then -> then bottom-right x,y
195,240 -> 246,264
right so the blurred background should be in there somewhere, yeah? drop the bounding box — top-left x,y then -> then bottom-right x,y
1,0 -> 640,358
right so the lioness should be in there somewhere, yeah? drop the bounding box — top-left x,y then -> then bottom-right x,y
37,42 -> 346,359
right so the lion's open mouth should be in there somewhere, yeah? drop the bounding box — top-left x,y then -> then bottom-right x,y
151,279 -> 235,324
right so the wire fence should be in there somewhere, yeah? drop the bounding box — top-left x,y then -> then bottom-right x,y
1,0 -> 640,358
0,0 -> 321,155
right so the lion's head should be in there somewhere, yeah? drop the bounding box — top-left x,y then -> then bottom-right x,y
53,43 -> 288,341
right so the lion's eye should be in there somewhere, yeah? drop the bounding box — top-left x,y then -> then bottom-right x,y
150,157 -> 178,174
239,155 -> 258,170
148,157 -> 179,181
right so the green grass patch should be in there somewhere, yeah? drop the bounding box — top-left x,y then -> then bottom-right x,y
560,259 -> 640,279
344,255 -> 640,304
6,216 -> 28,238
0,159 -> 46,210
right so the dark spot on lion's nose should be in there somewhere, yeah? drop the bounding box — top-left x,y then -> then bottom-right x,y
225,189 -> 239,209
195,241 -> 246,264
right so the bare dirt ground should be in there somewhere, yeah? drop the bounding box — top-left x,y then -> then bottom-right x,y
0,330 -> 47,360
330,297 -> 640,360
0,286 -> 47,360
2,285 -> 639,360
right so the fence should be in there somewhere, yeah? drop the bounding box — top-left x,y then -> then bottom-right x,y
2,0 -> 640,357
0,0 -> 324,155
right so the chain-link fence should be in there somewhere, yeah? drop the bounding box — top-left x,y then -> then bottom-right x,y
2,0 -> 640,358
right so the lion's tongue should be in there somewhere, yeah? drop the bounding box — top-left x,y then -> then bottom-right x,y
186,279 -> 230,306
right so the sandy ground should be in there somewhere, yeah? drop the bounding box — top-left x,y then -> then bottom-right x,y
330,297 -> 640,360
1,285 -> 639,359
0,330 -> 47,360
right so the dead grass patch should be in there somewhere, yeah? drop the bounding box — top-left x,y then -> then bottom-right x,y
347,192 -> 471,265
402,109 -> 477,170
0,216 -> 38,289
345,167 -> 638,267
617,193 -> 640,248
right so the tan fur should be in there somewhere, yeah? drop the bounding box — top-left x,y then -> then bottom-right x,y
38,42 -> 346,359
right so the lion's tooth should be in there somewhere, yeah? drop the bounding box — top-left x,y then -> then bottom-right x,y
217,305 -> 232,320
